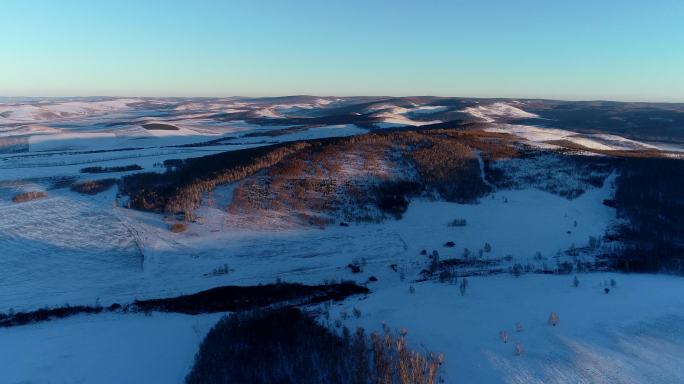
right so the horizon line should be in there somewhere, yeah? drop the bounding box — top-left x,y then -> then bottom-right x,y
2,94 -> 684,105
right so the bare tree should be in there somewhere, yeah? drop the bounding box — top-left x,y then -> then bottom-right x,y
549,312 -> 559,326
514,343 -> 524,356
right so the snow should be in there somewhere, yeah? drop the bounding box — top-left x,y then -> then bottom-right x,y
408,105 -> 449,114
253,107 -> 282,118
0,312 -> 223,384
0,124 -> 62,137
365,104 -> 444,127
230,124 -> 368,144
330,273 -> 684,383
461,102 -> 539,122
2,96 -> 682,383
486,124 -> 662,151
374,113 -> 441,128
0,99 -> 140,123
0,161 -> 617,312
28,132 -> 124,152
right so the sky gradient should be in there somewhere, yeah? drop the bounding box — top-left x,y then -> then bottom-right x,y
2,0 -> 683,101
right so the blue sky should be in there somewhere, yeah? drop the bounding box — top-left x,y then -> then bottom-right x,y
1,0 -> 683,101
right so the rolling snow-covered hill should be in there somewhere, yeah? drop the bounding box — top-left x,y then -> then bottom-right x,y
1,96 -> 683,383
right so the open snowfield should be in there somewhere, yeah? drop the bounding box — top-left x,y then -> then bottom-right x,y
331,273 -> 684,383
0,312 -> 223,384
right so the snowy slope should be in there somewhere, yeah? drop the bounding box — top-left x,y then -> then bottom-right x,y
487,124 -> 663,151
461,102 -> 539,122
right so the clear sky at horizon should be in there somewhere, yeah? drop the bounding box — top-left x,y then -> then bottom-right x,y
2,0 -> 683,102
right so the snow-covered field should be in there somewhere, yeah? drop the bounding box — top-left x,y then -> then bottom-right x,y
0,312 -> 222,384
331,273 -> 684,383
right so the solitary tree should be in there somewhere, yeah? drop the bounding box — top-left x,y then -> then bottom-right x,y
514,343 -> 524,356
459,278 -> 468,296
549,312 -> 560,326
515,322 -> 524,332
499,330 -> 509,343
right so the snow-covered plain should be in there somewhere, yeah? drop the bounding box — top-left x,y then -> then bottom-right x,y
330,273 -> 684,383
0,312 -> 222,384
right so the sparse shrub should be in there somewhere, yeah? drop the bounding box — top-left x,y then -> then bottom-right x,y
448,218 -> 467,227
169,223 -> 187,233
484,242 -> 492,253
368,276 -> 378,282
207,264 -> 232,277
610,278 -> 616,287
444,241 -> 456,248
352,307 -> 362,319
347,262 -> 362,274
70,179 -> 117,195
604,287 -> 610,294
420,249 -> 427,255
12,191 -> 47,203
514,343 -> 524,356
409,285 -> 416,294
463,248 -> 471,258
573,275 -> 580,287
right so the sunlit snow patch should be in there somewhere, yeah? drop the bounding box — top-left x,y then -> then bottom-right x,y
486,124 -> 662,151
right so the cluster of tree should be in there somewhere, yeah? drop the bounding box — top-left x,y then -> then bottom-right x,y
80,164 -> 142,173
70,179 -> 117,195
612,157 -> 684,273
120,142 -> 309,217
11,191 -> 47,203
186,307 -> 443,384
133,281 -> 368,315
0,281 -> 368,328
409,139 -> 490,203
121,128 -> 515,224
